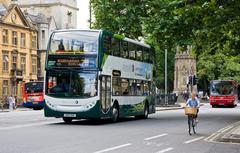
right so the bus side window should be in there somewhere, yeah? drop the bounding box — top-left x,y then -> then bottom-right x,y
112,38 -> 120,57
143,48 -> 150,63
121,78 -> 129,96
103,35 -> 111,55
143,81 -> 150,96
112,77 -> 121,95
150,49 -> 155,64
129,80 -> 135,96
136,46 -> 143,62
121,40 -> 128,58
136,80 -> 143,96
129,43 -> 136,60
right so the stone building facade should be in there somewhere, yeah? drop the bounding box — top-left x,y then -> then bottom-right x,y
173,46 -> 197,93
0,3 -> 38,98
16,0 -> 78,80
17,0 -> 78,29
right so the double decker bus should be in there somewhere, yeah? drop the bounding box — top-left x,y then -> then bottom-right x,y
210,80 -> 238,107
22,81 -> 44,110
44,30 -> 156,123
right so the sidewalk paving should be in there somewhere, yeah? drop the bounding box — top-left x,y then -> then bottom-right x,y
0,107 -> 32,113
156,103 -> 185,111
220,121 -> 240,143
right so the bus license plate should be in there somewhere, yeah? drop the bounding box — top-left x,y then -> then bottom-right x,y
64,114 -> 76,117
32,102 -> 38,104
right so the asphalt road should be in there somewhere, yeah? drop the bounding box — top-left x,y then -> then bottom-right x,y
0,104 -> 240,153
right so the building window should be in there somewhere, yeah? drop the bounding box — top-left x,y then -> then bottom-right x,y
20,33 -> 26,47
3,80 -> 8,96
12,31 -> 18,46
12,80 -> 17,96
12,54 -> 17,70
32,57 -> 37,75
2,54 -> 9,72
67,11 -> 72,24
41,30 -> 45,47
2,29 -> 8,44
21,56 -> 26,74
32,35 -> 37,49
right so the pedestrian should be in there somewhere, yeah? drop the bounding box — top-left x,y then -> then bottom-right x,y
12,96 -> 16,110
15,96 -> 18,109
7,95 -> 14,111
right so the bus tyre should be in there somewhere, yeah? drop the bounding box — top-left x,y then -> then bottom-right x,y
143,104 -> 149,119
63,117 -> 72,124
112,105 -> 119,122
135,104 -> 149,119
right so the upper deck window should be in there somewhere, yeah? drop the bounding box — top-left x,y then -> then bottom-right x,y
49,31 -> 99,54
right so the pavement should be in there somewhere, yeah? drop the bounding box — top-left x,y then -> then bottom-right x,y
217,121 -> 240,143
0,107 -> 32,113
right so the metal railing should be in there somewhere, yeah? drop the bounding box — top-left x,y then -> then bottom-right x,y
155,93 -> 178,106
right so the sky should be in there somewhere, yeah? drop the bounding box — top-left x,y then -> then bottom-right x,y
77,0 -> 90,29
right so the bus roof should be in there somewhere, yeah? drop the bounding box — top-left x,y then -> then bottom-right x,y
51,29 -> 151,49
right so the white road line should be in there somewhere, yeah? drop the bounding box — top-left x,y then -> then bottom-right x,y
93,143 -> 132,153
184,136 -> 205,144
156,147 -> 174,153
144,133 -> 168,141
0,121 -> 57,130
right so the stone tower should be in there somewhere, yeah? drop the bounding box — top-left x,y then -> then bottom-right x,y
174,46 -> 197,93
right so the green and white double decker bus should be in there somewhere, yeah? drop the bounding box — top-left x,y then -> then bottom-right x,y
44,29 -> 156,123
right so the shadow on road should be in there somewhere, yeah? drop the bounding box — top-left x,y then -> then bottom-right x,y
48,117 -> 154,126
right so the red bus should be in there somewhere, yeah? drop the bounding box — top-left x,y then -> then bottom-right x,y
210,80 -> 238,107
22,81 -> 44,110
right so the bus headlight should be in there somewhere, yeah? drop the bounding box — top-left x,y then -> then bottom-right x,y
83,101 -> 97,111
46,100 -> 55,108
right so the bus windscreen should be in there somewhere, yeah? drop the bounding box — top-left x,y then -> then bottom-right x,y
25,82 -> 43,93
210,81 -> 234,96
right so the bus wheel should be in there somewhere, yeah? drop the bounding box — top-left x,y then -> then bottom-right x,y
63,117 -> 72,124
143,104 -> 149,119
135,104 -> 149,119
112,105 -> 119,122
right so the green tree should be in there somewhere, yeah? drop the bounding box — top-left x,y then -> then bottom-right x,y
91,0 -> 240,92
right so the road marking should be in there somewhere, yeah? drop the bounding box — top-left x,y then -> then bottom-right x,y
144,133 -> 168,141
184,136 -> 205,144
93,143 -> 132,153
156,147 -> 174,153
0,121 -> 57,130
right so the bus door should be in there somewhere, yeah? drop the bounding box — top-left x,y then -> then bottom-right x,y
100,75 -> 111,113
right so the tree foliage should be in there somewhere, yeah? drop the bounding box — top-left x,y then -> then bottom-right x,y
91,0 -> 240,91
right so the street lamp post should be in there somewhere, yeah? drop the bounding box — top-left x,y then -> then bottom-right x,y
89,0 -> 92,29
165,46 -> 168,106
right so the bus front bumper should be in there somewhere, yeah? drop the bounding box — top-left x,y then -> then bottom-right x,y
210,100 -> 235,106
44,101 -> 102,119
22,101 -> 45,108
